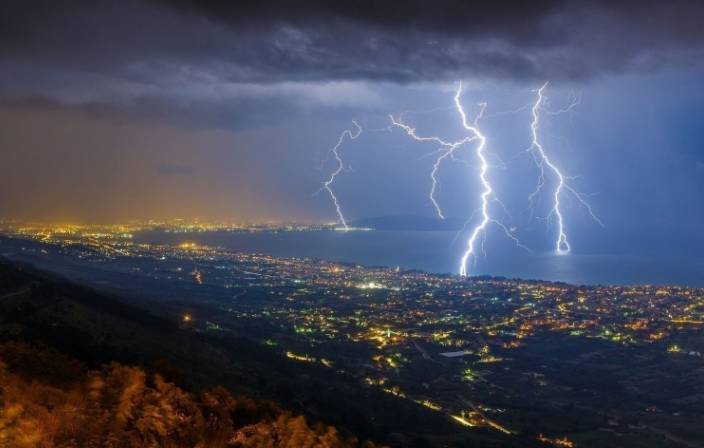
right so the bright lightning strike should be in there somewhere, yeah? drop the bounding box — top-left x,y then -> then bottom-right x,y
389,114 -> 477,219
528,82 -> 603,254
392,82 -> 525,277
323,121 -> 362,231
455,83 -> 526,276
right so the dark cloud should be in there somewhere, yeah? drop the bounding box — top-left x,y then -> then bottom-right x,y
0,0 -> 703,121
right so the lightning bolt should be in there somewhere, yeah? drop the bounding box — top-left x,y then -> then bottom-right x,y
389,114 -> 477,219
392,82 -> 525,276
528,82 -> 603,254
455,84 -> 527,276
323,121 -> 362,231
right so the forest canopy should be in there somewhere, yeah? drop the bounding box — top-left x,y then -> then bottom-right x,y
0,342 -> 380,448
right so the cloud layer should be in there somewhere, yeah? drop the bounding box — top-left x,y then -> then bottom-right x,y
1,0 -> 703,112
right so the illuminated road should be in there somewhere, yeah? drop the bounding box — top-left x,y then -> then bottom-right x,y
0,286 -> 31,300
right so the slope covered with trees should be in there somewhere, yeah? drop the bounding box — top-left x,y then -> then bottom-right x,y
0,342 -> 378,448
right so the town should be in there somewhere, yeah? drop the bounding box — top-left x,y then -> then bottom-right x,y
2,222 -> 703,447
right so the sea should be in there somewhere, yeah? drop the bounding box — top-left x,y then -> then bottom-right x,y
134,230 -> 704,287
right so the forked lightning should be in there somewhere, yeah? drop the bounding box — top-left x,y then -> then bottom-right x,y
323,121 -> 362,231
389,113 -> 477,219
528,82 -> 603,253
392,82 -> 525,276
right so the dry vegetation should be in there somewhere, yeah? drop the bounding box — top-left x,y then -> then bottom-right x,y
0,342 -> 379,448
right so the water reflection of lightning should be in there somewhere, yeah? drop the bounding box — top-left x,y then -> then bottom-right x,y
323,121 -> 362,231
528,82 -> 603,254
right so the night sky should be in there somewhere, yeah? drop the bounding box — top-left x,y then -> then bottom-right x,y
0,1 -> 703,256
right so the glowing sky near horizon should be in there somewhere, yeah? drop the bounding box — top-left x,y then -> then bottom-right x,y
0,0 -> 703,260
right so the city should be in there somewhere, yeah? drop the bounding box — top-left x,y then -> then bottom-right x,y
2,222 -> 703,446
2,2 -> 704,446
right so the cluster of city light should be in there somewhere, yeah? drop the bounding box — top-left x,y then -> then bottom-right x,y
4,226 -> 703,442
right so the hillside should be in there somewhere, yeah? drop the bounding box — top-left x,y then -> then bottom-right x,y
0,341 -> 376,448
0,259 -> 384,447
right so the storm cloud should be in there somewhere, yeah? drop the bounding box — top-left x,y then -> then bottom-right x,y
0,0 -> 702,250
0,0 -> 703,113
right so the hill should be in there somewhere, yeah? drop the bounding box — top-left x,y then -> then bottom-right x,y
0,259 -> 385,447
0,341 -> 376,448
